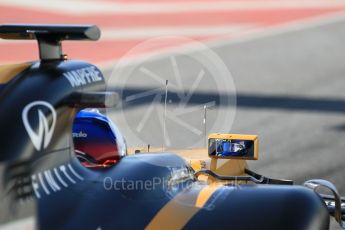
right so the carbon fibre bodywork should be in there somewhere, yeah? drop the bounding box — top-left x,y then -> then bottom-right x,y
35,154 -> 329,230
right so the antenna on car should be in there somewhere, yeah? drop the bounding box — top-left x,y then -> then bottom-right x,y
0,24 -> 101,61
162,80 -> 168,151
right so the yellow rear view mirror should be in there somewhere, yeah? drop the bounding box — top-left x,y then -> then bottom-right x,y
208,134 -> 258,160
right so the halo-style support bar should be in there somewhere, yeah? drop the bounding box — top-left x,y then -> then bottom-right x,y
304,179 -> 345,229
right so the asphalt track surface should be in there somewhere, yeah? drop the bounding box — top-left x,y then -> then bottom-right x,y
211,18 -> 345,192
102,16 -> 345,229
104,15 -> 345,189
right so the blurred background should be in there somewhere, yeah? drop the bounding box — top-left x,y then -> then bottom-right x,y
1,0 -> 345,228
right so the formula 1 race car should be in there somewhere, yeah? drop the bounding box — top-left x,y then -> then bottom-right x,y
0,24 -> 344,230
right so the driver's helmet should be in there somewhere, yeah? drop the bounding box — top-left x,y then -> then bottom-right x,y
72,109 -> 127,168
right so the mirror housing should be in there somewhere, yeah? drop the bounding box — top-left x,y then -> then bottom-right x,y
208,133 -> 258,160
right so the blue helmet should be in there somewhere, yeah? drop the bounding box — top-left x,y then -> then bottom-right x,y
72,109 -> 127,168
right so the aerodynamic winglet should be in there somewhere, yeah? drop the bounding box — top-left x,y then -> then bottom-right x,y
0,24 -> 100,41
0,24 -> 101,60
